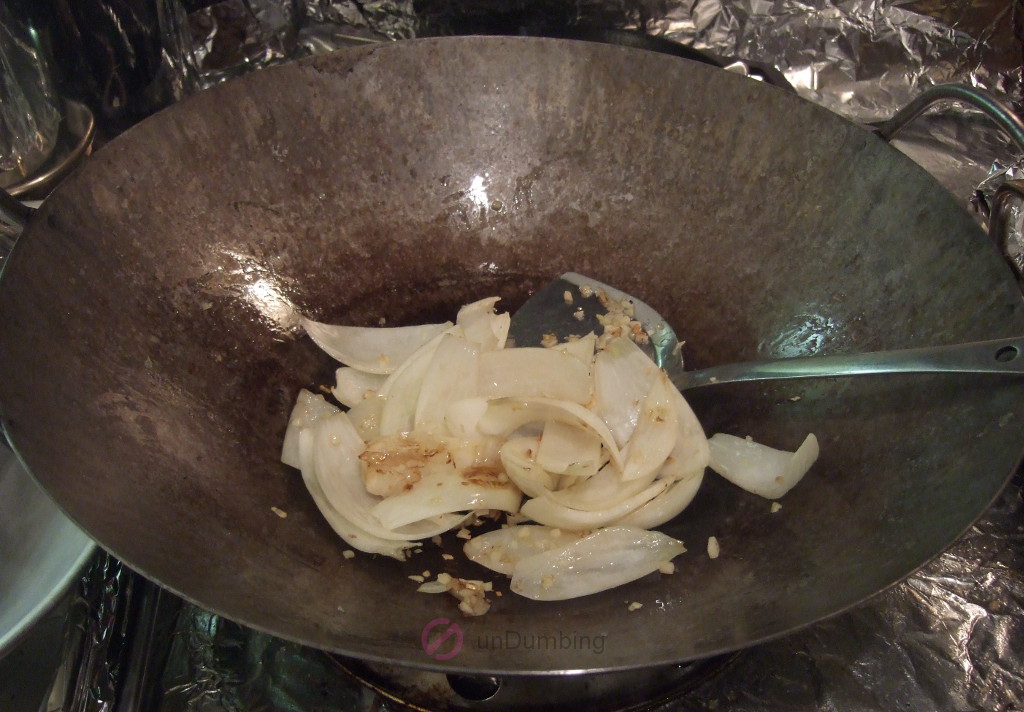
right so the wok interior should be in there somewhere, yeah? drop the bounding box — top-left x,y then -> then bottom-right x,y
1,37 -> 1022,673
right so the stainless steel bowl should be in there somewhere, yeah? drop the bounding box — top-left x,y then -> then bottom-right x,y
0,447 -> 94,656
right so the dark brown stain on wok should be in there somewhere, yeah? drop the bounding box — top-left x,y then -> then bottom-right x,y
0,37 -> 1022,673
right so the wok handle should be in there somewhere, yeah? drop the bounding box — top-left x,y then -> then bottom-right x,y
873,84 -> 1024,152
988,180 -> 1024,282
874,85 -> 1024,284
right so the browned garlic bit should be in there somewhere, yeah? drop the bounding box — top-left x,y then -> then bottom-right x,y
584,285 -> 650,349
707,536 -> 720,559
450,577 -> 492,616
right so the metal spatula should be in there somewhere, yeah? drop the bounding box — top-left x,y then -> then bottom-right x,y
508,272 -> 1024,389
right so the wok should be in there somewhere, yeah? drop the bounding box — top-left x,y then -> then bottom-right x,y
1,37 -> 1022,673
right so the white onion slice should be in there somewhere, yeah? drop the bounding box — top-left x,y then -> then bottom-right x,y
708,433 -> 819,499
499,436 -> 557,498
478,348 -> 592,404
311,415 -> 463,540
457,297 -> 510,351
346,394 -> 384,441
520,478 -> 670,529
368,435 -> 522,529
614,470 -> 704,529
296,429 -> 416,560
661,386 -> 710,479
611,388 -> 710,527
620,370 -> 679,481
301,317 -> 451,374
444,397 -> 490,439
478,398 -> 623,472
592,336 -> 660,447
552,333 -> 597,363
309,413 -> 408,539
332,367 -> 387,408
281,389 -> 340,469
370,469 -> 522,529
510,526 -> 685,600
289,296 -> 822,603
546,462 -> 650,511
464,525 -> 585,575
414,334 -> 480,429
535,419 -> 603,475
377,327 -> 455,435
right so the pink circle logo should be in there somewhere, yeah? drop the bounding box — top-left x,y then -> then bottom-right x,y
421,617 -> 464,660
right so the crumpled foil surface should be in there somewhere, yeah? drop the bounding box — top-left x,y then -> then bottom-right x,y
58,1 -> 1024,711
159,0 -> 1023,125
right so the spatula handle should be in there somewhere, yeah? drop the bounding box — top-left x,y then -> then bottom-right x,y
678,336 -> 1024,390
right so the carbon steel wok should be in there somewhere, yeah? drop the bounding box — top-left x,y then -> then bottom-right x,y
1,37 -> 1022,674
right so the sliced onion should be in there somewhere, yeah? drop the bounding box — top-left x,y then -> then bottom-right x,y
620,370 -> 679,481
520,478 -> 669,529
510,526 -> 685,600
661,386 -> 709,479
499,436 -> 557,498
457,297 -> 510,351
368,435 -> 522,529
535,419 -> 603,475
296,429 -> 416,560
346,394 -> 384,441
611,388 -> 710,527
546,462 -> 650,511
289,296 -> 822,603
301,317 -> 451,374
614,469 -> 704,529
311,415 -> 463,539
478,397 -> 623,472
464,525 -> 585,575
414,333 -> 480,430
478,348 -> 592,404
708,433 -> 819,499
444,397 -> 490,439
377,327 -> 455,435
332,367 -> 387,408
552,333 -> 597,363
281,389 -> 340,469
592,336 -> 660,447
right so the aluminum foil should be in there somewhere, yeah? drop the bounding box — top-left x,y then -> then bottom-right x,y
158,0 -> 1023,125
44,554 -> 141,712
